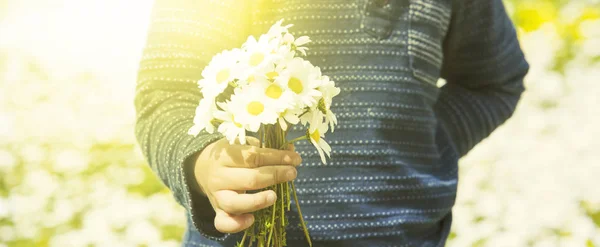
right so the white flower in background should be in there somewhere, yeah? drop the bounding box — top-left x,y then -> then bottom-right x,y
149,240 -> 180,247
0,149 -> 16,171
49,231 -> 90,247
80,209 -> 115,246
198,49 -> 241,98
189,98 -> 218,135
52,148 -> 89,174
0,197 -> 9,218
44,199 -> 75,227
227,87 -> 279,132
147,194 -> 186,225
307,118 -> 331,164
125,219 -> 161,246
276,58 -> 323,107
0,226 -> 15,243
214,101 -> 247,145
23,170 -> 59,199
19,144 -> 45,164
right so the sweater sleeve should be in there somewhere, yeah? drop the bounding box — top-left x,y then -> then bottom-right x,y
134,0 -> 250,241
434,0 -> 530,157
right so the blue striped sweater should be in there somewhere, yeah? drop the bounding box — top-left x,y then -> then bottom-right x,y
134,0 -> 529,246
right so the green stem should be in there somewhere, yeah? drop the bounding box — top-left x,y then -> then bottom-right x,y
291,181 -> 312,247
258,125 -> 264,148
267,185 -> 276,247
286,182 -> 291,210
278,135 -> 308,149
280,182 -> 285,232
273,225 -> 279,247
239,230 -> 248,247
297,108 -> 310,119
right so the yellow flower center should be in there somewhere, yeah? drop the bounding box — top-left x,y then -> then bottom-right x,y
247,101 -> 264,116
266,71 -> 279,80
310,129 -> 320,142
247,75 -> 255,84
288,77 -> 304,94
265,84 -> 283,99
249,52 -> 264,66
216,68 -> 230,84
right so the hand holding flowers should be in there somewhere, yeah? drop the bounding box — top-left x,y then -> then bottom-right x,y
188,19 -> 340,246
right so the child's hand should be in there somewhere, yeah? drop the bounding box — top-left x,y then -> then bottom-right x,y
193,137 -> 302,234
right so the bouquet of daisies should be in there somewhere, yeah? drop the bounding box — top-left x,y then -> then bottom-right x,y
188,19 -> 340,247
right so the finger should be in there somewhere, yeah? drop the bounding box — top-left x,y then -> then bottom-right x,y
226,146 -> 302,168
287,143 -> 295,152
214,209 -> 254,234
214,190 -> 276,215
219,166 -> 297,191
245,136 -> 260,147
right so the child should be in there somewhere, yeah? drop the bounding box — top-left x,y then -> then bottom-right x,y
134,0 -> 529,246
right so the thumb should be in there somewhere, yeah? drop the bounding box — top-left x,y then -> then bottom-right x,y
287,143 -> 295,152
214,209 -> 254,234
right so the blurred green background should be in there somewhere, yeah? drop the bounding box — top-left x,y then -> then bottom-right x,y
0,0 -> 599,246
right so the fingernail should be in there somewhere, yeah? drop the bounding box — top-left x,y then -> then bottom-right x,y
267,192 -> 276,204
286,169 -> 297,180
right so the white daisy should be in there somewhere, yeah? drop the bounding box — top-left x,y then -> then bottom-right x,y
246,61 -> 284,85
198,49 -> 242,98
272,44 -> 296,64
293,35 -> 311,47
276,58 -> 323,108
266,19 -> 293,40
240,35 -> 280,75
214,102 -> 247,145
307,118 -> 331,164
299,107 -> 318,127
188,98 -> 218,135
277,107 -> 303,131
255,78 -> 295,113
237,56 -> 290,88
283,33 -> 311,56
317,75 -> 341,131
227,87 -> 279,132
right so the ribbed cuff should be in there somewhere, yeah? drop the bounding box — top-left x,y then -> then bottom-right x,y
177,132 -> 230,241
